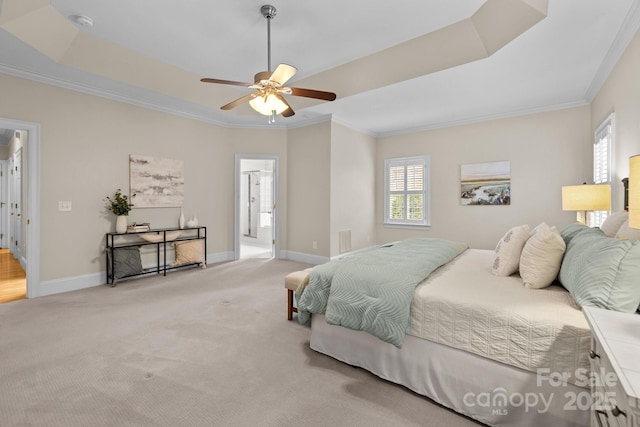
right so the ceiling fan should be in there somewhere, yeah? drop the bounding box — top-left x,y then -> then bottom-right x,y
200,4 -> 337,123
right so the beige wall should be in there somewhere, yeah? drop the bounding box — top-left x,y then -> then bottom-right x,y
0,73 -> 293,284
330,122 -> 376,256
376,106 -> 592,249
591,29 -> 640,211
286,121 -> 331,257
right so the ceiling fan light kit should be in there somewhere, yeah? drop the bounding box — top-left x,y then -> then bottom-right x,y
200,4 -> 336,123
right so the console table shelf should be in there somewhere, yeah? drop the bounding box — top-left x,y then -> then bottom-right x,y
105,226 -> 206,286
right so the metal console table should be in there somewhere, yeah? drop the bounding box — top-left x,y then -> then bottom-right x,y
105,226 -> 206,286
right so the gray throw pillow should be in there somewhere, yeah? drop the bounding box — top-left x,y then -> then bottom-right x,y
109,246 -> 143,279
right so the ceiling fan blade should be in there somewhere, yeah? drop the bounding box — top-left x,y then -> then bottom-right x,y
290,87 -> 337,101
269,64 -> 297,85
221,93 -> 256,110
201,78 -> 252,87
276,94 -> 295,117
282,107 -> 295,117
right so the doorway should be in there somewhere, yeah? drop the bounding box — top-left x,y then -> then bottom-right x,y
235,155 -> 278,259
0,118 -> 41,300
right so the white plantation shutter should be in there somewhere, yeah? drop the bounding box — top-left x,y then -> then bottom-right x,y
590,114 -> 614,227
385,156 -> 430,226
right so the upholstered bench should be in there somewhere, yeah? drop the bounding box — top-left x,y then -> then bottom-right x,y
284,268 -> 312,320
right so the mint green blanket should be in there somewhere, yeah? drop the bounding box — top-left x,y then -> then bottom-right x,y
296,238 -> 467,347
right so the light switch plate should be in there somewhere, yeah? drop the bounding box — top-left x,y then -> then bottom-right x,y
58,201 -> 72,211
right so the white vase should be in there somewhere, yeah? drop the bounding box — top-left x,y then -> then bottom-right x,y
179,207 -> 185,229
192,213 -> 198,227
115,215 -> 127,233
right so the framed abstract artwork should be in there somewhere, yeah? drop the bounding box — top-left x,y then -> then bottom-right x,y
460,161 -> 511,205
130,155 -> 184,208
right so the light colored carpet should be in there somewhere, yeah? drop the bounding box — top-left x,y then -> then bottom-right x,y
0,259 -> 482,427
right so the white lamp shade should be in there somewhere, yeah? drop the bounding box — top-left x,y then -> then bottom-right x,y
249,93 -> 288,116
562,184 -> 611,211
630,155 -> 640,229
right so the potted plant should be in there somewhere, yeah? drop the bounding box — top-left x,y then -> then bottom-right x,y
106,189 -> 134,233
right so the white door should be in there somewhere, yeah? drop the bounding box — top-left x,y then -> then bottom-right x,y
10,149 -> 22,261
8,155 -> 14,255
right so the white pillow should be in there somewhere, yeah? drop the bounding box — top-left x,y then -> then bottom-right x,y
600,211 -> 628,237
615,220 -> 640,240
519,222 -> 566,289
492,224 -> 530,276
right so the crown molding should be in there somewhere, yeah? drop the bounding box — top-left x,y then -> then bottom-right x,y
0,62 -> 244,127
376,100 -> 589,138
0,63 -> 355,133
584,0 -> 640,101
0,60 -> 593,139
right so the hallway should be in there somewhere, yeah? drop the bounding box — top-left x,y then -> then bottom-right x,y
0,248 -> 26,303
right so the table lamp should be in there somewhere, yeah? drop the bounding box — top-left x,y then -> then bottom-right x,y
562,183 -> 611,226
630,155 -> 640,229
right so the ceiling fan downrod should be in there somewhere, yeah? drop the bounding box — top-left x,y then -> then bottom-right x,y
261,5 -> 277,73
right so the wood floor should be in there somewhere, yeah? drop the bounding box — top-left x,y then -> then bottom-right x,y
0,248 -> 26,303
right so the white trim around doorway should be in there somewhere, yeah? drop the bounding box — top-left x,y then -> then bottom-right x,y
0,118 -> 41,299
234,154 -> 280,260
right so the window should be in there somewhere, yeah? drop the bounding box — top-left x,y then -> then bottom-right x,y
384,156 -> 430,226
591,114 -> 614,227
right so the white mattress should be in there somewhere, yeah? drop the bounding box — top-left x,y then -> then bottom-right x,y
408,249 -> 591,386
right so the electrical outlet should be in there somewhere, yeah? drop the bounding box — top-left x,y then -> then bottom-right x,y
312,241 -> 318,249
58,201 -> 72,211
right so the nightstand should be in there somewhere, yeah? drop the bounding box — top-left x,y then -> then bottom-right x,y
583,306 -> 640,427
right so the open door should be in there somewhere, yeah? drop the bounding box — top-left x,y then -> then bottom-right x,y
235,155 -> 278,259
9,148 -> 22,264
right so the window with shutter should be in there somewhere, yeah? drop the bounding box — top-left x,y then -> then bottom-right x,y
384,156 -> 430,227
591,113 -> 614,227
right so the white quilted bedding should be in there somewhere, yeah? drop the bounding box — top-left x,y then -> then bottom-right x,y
409,248 -> 591,386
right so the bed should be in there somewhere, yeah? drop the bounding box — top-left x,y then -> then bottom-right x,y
296,216 -> 640,427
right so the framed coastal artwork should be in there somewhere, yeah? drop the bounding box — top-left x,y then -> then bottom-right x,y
460,161 -> 511,206
130,155 -> 184,207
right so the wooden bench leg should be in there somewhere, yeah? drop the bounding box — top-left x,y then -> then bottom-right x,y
287,289 -> 293,320
287,289 -> 298,320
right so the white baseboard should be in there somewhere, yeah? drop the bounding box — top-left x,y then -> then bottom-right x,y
207,251 -> 235,264
330,245 -> 378,261
38,272 -> 104,297
35,251 -> 233,298
282,250 -> 329,265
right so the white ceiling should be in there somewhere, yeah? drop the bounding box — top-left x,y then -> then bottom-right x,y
0,0 -> 639,136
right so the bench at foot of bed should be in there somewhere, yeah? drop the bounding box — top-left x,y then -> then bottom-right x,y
284,268 -> 312,320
